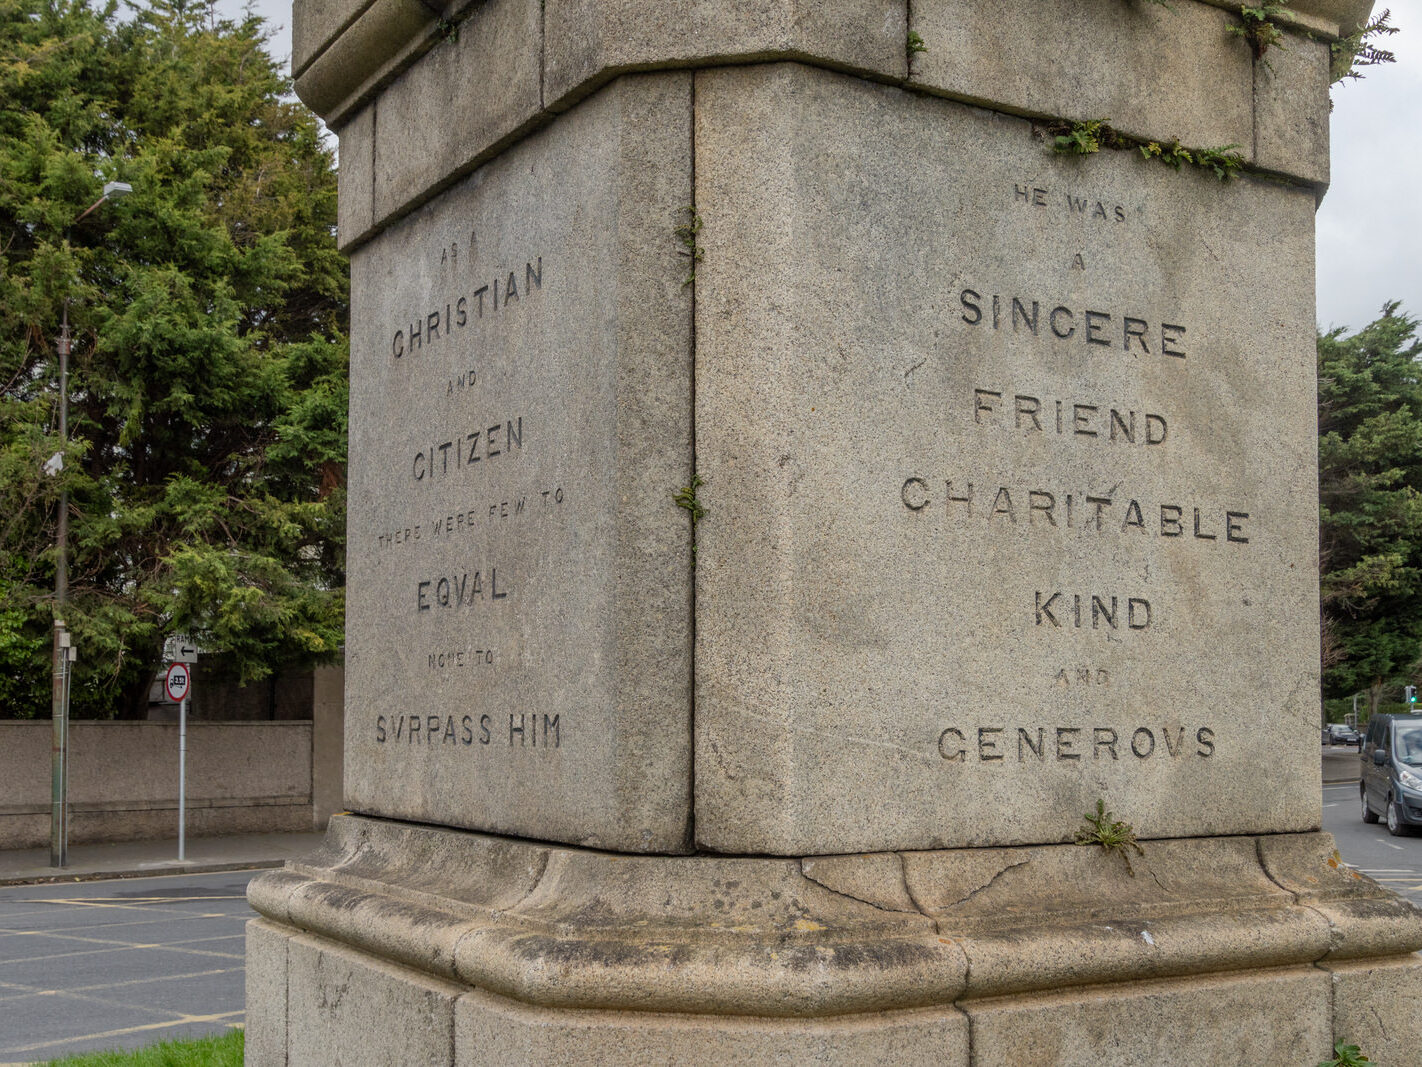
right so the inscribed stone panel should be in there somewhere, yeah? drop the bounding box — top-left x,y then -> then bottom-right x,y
693,63 -> 1319,854
344,73 -> 694,852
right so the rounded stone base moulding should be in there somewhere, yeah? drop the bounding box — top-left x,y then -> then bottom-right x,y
246,813 -> 1422,1019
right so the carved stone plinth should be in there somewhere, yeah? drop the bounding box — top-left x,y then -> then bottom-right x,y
248,0 -> 1417,1061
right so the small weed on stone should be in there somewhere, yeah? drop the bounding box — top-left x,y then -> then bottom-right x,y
673,474 -> 706,567
1319,1039 -> 1372,1066
1230,2 -> 1290,60
1050,118 -> 1112,155
1047,118 -> 1242,182
674,207 -> 704,287
1138,140 -> 1244,181
1074,798 -> 1145,877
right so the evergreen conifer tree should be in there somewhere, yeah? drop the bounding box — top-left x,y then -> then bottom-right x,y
1318,303 -> 1422,714
0,0 -> 347,717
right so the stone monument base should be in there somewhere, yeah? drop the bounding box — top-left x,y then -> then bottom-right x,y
246,814 -> 1422,1065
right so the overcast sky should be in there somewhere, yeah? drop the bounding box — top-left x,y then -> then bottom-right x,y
235,0 -> 1418,336
1317,0 -> 1420,333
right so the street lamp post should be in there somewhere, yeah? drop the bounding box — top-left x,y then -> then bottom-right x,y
49,180 -> 131,869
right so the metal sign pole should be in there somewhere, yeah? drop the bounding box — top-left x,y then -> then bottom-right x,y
178,692 -> 187,862
49,622 -> 71,868
61,648 -> 71,863
162,660 -> 192,863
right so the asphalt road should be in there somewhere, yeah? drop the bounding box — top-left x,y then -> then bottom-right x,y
0,871 -> 252,1064
1324,772 -> 1422,909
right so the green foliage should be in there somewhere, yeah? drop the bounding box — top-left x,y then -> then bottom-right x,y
1319,304 -> 1422,714
1138,140 -> 1244,181
673,474 -> 705,568
906,30 -> 927,60
0,575 -> 50,715
1319,1039 -> 1372,1067
1051,118 -> 1111,156
1074,798 -> 1145,876
1229,2 -> 1290,59
44,1029 -> 243,1066
1332,8 -> 1399,85
674,207 -> 703,287
0,0 -> 348,718
673,474 -> 706,526
1050,120 -> 1242,182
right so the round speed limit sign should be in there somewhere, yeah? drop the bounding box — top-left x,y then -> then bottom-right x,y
164,662 -> 192,703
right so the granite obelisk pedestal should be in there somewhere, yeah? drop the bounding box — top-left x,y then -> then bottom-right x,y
246,2 -> 1422,1062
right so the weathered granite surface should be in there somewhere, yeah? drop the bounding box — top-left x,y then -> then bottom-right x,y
1322,955 -> 1422,1062
248,816 -> 1422,1012
243,920 -> 289,1067
908,0 -> 1253,150
693,61 -> 1320,854
343,72 -> 694,853
965,967 -> 1332,1067
245,815 -> 1422,1064
340,57 -> 1330,858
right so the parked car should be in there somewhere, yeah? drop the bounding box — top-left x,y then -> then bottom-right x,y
1327,723 -> 1361,747
1361,713 -> 1422,835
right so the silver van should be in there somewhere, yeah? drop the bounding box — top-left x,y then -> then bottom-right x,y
1360,713 -> 1422,835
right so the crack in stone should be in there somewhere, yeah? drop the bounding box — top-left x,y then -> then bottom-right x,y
1147,864 -> 1168,894
1252,837 -> 1350,961
943,858 -> 1032,908
898,853 -> 931,920
799,859 -> 920,914
1372,1005 -> 1388,1038
449,854 -> 552,982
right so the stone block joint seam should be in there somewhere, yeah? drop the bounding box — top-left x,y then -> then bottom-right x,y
367,104 -> 378,260
686,69 -> 699,851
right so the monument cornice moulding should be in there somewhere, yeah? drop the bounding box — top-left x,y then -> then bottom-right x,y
303,0 -> 1366,250
294,0 -> 1374,125
248,815 -> 1422,1017
293,0 -> 1376,112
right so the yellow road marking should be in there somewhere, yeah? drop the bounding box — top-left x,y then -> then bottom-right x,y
11,966 -> 242,998
0,933 -> 244,964
20,896 -> 248,907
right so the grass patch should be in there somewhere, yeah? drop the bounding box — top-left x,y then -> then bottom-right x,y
42,1030 -> 243,1067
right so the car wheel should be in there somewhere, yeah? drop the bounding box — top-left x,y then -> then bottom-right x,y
1387,794 -> 1408,836
1363,788 -> 1380,823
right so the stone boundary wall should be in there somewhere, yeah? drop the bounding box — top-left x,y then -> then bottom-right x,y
0,721 -> 325,849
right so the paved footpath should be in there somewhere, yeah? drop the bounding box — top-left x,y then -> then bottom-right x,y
0,831 -> 324,890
